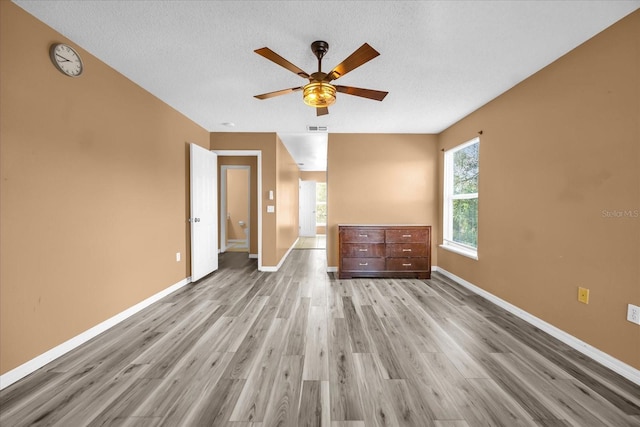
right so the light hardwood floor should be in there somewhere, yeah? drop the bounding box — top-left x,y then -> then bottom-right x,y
294,235 -> 326,250
1,250 -> 639,426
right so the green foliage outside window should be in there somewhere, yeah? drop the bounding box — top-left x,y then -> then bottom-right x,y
453,143 -> 479,194
452,198 -> 478,247
316,204 -> 327,224
316,183 -> 327,224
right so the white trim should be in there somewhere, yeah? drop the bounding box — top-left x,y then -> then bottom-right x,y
249,254 -> 258,259
452,193 -> 478,200
214,150 -> 262,270
327,266 -> 338,273
433,267 -> 640,386
0,277 -> 192,390
260,238 -> 299,272
440,243 -> 479,260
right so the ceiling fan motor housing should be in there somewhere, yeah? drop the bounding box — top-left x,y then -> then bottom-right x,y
311,40 -> 329,61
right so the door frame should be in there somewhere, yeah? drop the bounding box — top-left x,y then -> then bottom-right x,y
220,165 -> 251,253
214,150 -> 262,270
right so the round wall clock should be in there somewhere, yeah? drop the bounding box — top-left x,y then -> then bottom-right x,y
49,43 -> 83,77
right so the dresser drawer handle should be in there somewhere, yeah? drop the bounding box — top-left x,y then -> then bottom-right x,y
359,234 -> 368,237
402,248 -> 412,252
359,262 -> 368,266
402,234 -> 412,238
358,248 -> 368,252
402,263 -> 412,266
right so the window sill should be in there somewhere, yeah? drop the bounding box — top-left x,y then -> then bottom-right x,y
440,243 -> 478,260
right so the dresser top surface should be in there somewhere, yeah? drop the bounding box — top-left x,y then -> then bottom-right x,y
338,224 -> 431,227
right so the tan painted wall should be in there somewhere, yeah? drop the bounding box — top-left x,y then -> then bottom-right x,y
276,136 -> 301,260
437,11 -> 640,369
218,156 -> 258,254
300,171 -> 327,182
226,169 -> 250,241
211,132 -> 299,267
327,134 -> 439,267
0,2 -> 210,374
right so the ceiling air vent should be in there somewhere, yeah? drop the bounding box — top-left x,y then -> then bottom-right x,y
307,125 -> 328,132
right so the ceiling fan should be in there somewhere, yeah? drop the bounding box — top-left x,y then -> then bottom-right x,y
254,40 -> 388,116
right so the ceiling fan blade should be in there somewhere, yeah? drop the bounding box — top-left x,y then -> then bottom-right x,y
324,43 -> 380,82
254,87 -> 303,100
255,47 -> 310,79
335,85 -> 388,101
316,107 -> 329,116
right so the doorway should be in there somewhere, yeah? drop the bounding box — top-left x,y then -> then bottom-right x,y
296,178 -> 326,250
221,165 -> 250,253
214,150 -> 262,270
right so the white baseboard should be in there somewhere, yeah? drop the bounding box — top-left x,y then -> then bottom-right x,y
433,267 -> 640,386
249,253 -> 258,259
0,277 -> 192,390
327,266 -> 338,273
260,239 -> 299,272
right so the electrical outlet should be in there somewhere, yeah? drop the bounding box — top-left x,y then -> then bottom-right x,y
628,304 -> 640,325
176,252 -> 181,262
578,287 -> 589,304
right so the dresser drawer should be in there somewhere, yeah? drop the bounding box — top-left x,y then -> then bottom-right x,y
341,243 -> 385,258
386,243 -> 428,258
385,229 -> 429,243
386,257 -> 429,271
342,257 -> 385,272
340,228 -> 384,243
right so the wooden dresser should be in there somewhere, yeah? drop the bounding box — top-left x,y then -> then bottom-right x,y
338,225 -> 431,279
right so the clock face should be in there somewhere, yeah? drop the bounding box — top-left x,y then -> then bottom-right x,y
50,43 -> 83,77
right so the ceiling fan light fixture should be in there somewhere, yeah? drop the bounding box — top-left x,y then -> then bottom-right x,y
303,82 -> 336,108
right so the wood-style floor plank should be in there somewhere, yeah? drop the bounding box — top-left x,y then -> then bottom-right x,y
1,250 -> 639,426
352,353 -> 400,426
302,306 -> 329,381
262,355 -> 304,426
328,317 -> 364,422
229,318 -> 287,422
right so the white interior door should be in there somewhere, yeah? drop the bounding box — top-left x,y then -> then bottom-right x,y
190,143 -> 218,282
299,180 -> 316,237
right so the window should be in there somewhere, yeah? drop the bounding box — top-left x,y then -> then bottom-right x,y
316,182 -> 327,225
442,137 -> 479,259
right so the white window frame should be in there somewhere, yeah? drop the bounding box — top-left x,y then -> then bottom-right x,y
441,137 -> 479,260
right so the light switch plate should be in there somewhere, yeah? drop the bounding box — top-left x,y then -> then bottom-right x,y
628,304 -> 640,325
267,205 -> 275,213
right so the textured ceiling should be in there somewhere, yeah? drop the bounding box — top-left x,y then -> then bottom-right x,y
14,1 -> 640,170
